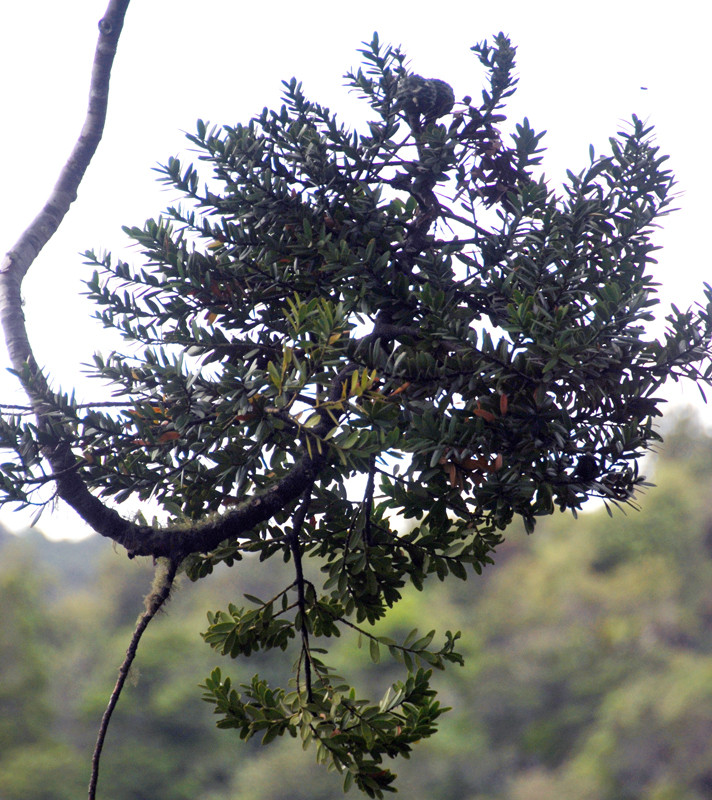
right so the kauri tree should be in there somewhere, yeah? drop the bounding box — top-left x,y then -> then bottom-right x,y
2,21 -> 712,799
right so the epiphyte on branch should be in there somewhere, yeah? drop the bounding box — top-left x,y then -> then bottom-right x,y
396,74 -> 455,128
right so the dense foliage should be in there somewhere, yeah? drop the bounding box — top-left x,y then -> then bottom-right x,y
2,32 -> 712,795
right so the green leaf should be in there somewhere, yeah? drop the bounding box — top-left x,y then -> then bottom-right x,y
369,637 -> 381,663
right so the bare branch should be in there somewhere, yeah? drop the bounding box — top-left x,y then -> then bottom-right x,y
0,0 -> 132,376
0,1 -> 140,549
88,556 -> 180,800
288,488 -> 315,700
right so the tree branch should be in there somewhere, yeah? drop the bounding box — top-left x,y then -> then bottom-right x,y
289,488 -> 315,701
88,556 -> 179,800
0,1 -> 142,550
15,371 -> 344,560
0,1 -> 133,541
0,0 -> 132,373
0,8 -> 354,559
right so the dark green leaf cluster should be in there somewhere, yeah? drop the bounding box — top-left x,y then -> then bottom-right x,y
201,664 -> 445,797
3,31 -> 712,794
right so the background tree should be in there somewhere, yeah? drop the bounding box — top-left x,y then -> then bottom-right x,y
2,25 -> 712,798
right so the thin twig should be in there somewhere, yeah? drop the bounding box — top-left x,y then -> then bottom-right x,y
288,488 -> 314,700
363,454 -> 376,547
88,557 -> 179,800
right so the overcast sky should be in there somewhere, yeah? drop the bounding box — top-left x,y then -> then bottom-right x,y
1,0 -> 709,538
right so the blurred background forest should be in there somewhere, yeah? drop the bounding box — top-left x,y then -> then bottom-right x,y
2,408 -> 712,800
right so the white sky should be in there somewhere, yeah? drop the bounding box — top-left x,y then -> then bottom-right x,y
1,0 -> 710,539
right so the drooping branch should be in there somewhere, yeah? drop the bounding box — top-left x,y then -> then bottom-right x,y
0,1 -> 133,537
0,0 -> 140,549
0,5 -> 358,558
115,436 -> 330,560
88,556 -> 180,800
18,368 -> 345,560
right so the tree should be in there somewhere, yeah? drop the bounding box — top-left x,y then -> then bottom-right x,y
2,18 -> 712,798
0,545 -> 87,800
